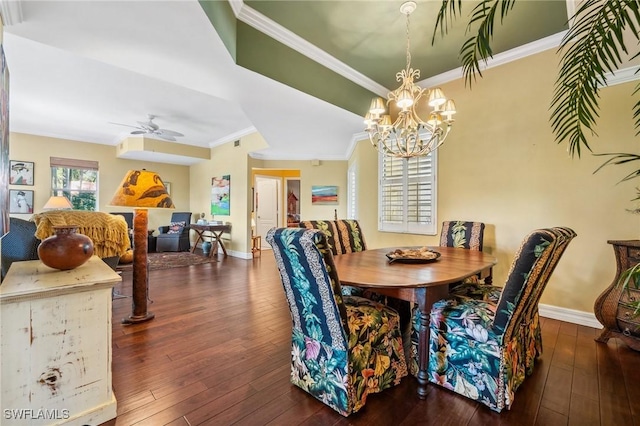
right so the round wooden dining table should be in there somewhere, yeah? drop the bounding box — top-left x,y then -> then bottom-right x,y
333,246 -> 497,399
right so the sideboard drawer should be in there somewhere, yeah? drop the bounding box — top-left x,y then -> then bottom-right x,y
619,288 -> 640,305
617,304 -> 640,327
617,318 -> 640,338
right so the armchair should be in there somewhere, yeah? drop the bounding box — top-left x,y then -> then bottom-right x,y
1,217 -> 40,280
156,212 -> 192,252
428,227 -> 576,412
266,227 -> 407,416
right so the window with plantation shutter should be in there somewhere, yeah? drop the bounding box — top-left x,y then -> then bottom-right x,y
378,151 -> 437,235
347,161 -> 357,219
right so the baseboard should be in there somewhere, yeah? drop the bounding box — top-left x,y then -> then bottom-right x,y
539,303 -> 603,329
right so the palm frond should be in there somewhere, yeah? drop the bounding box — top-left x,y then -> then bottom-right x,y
432,0 -> 517,87
552,0 -> 640,158
594,152 -> 640,182
432,0 -> 463,40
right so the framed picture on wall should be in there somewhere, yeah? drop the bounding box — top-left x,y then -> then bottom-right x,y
9,160 -> 34,185
9,189 -> 33,214
311,185 -> 338,205
211,175 -> 230,215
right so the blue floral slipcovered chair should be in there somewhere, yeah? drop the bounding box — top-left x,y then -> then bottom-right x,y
405,220 -> 488,376
267,227 -> 408,416
428,227 -> 576,412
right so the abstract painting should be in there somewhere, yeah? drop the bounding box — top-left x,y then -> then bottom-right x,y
211,175 -> 230,216
311,185 -> 338,204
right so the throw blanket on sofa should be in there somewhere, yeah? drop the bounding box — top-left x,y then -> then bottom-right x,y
31,211 -> 129,258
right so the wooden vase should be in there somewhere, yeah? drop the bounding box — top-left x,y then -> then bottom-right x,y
38,225 -> 94,270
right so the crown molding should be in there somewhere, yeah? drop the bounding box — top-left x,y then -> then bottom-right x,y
604,65 -> 640,87
249,149 -> 347,161
419,31 -> 566,88
231,1 -> 389,97
209,126 -> 257,148
344,131 -> 368,160
0,0 -> 23,26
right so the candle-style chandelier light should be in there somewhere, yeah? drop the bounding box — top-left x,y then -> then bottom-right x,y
364,1 -> 456,158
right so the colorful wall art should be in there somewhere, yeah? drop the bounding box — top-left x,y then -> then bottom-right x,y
211,175 -> 230,216
311,185 -> 338,205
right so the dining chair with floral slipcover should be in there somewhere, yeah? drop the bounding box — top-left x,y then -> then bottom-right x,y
428,227 -> 576,412
334,219 -> 367,254
266,227 -> 408,416
300,219 -> 364,296
405,220 -> 488,376
299,220 -> 342,255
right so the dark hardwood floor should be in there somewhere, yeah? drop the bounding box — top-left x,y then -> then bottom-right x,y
102,251 -> 640,426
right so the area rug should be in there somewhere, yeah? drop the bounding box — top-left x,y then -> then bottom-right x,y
116,251 -> 215,272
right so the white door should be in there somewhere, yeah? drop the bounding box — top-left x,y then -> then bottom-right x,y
255,176 -> 280,249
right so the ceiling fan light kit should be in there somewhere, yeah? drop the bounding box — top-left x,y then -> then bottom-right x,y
365,1 -> 456,159
110,114 -> 184,141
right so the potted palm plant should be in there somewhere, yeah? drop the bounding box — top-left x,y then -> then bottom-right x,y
435,0 -> 640,338
432,0 -> 640,191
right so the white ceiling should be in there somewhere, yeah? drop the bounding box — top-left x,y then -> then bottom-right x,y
1,0 -> 366,165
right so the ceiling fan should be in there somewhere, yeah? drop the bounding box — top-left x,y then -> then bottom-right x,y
110,114 -> 184,141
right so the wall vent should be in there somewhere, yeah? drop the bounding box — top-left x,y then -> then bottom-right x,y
234,140 -> 240,147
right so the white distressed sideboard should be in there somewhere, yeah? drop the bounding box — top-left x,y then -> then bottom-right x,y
1,256 -> 120,425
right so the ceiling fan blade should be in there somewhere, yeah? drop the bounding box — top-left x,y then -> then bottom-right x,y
157,134 -> 177,141
109,122 -> 142,130
138,120 -> 159,131
158,129 -> 184,137
130,130 -> 147,135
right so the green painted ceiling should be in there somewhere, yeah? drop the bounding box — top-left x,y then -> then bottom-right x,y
200,0 -> 569,117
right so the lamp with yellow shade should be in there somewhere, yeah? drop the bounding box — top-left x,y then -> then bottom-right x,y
110,169 -> 174,324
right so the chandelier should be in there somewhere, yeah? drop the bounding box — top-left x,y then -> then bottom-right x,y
364,1 -> 456,158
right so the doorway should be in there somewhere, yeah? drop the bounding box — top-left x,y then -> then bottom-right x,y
255,175 -> 281,249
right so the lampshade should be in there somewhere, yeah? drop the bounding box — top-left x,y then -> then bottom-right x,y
42,195 -> 73,210
110,169 -> 175,209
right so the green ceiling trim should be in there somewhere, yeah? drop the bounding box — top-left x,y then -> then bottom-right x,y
236,22 -> 376,116
198,0 -> 377,117
199,0 -> 237,61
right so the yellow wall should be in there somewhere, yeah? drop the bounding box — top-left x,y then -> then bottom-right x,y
189,132 -> 268,255
351,48 -> 640,314
8,46 -> 639,317
8,133 -> 191,231
257,160 -> 348,221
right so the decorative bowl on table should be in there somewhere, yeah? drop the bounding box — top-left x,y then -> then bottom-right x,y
386,247 -> 441,264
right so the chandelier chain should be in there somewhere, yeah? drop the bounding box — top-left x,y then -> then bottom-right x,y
405,9 -> 411,71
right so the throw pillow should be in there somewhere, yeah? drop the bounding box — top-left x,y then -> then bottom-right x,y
167,221 -> 186,234
119,249 -> 133,264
